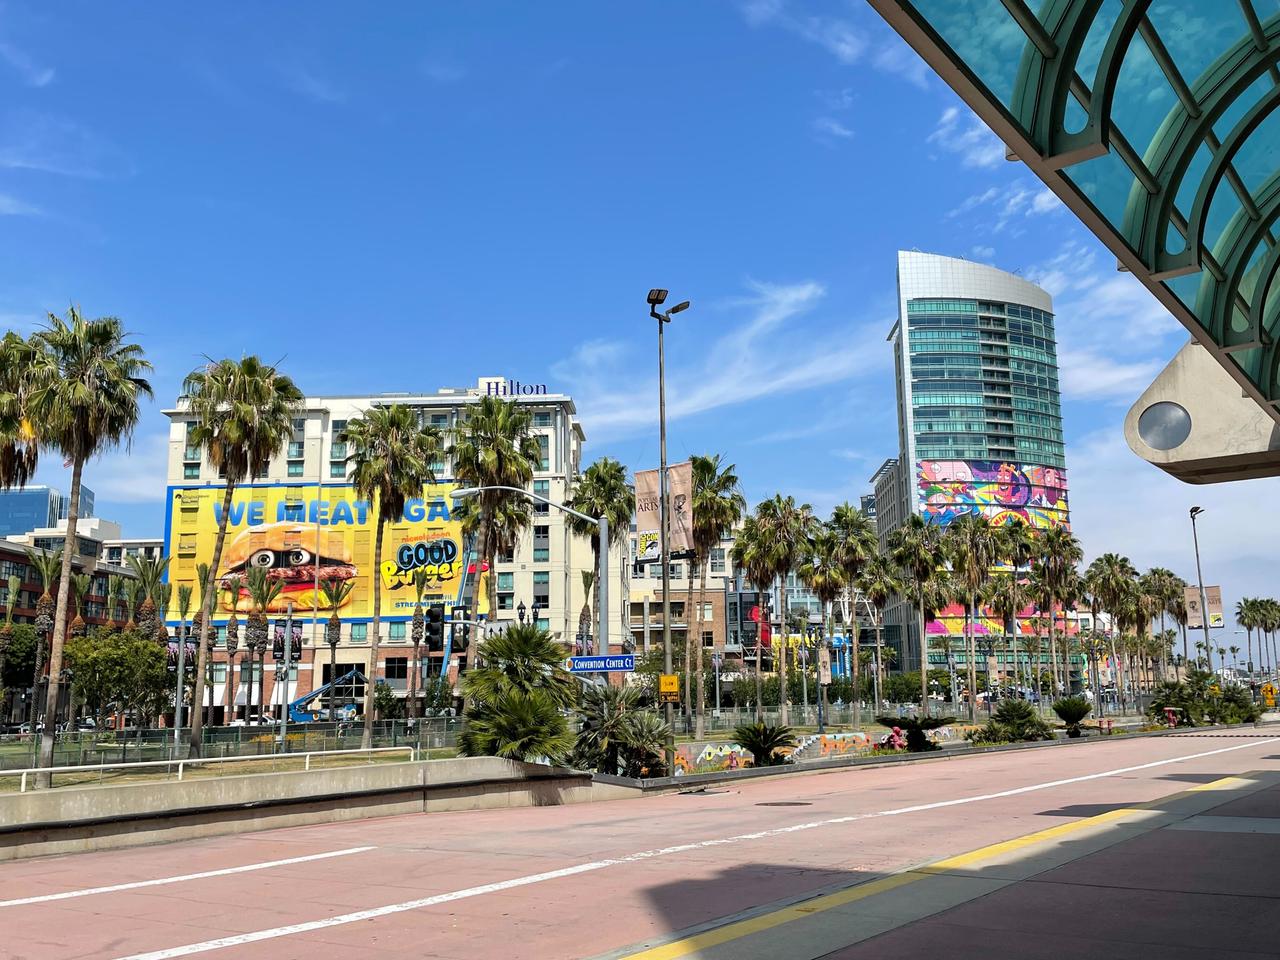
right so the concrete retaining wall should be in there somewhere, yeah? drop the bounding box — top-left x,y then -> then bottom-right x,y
0,757 -> 641,862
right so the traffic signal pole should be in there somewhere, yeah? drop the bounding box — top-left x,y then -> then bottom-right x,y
277,602 -> 294,748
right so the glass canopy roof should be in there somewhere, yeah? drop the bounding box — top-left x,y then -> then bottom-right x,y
870,0 -> 1280,420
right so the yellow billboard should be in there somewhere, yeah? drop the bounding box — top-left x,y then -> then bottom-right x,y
164,482 -> 486,621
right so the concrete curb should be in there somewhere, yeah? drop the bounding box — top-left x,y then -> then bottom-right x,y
599,718 -> 1280,792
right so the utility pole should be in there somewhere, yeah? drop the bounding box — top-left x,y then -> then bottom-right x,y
1190,507 -> 1213,674
278,601 -> 294,748
657,304 -> 674,771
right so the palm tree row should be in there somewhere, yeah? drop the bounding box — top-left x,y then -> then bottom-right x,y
1235,597 -> 1280,679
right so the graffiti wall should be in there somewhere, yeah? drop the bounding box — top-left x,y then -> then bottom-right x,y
916,460 -> 1068,530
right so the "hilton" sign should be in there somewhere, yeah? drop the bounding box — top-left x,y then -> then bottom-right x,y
485,378 -> 548,396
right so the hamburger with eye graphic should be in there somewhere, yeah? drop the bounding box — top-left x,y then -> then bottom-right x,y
219,523 -> 357,613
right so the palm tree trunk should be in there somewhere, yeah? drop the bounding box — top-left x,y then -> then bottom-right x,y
873,614 -> 884,715
851,603 -> 861,715
754,589 -> 764,722
188,482 -> 235,757
695,560 -> 709,739
257,648 -> 265,719
967,595 -> 977,723
918,596 -> 929,716
1246,628 -> 1254,679
409,640 -> 419,720
362,518 -> 386,749
225,646 -> 238,717
37,457 -> 83,777
776,577 -> 789,727
684,563 -> 695,726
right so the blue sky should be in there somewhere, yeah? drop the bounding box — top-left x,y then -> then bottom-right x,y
2,1 -> 1276,634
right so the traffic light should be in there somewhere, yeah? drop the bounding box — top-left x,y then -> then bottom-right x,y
425,603 -> 445,652
452,620 -> 470,653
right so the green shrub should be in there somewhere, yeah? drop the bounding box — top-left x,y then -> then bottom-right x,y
874,715 -> 955,752
733,721 -> 796,767
1052,695 -> 1091,738
968,699 -> 1054,745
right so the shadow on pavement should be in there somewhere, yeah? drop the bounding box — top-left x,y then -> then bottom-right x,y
622,772 -> 1280,960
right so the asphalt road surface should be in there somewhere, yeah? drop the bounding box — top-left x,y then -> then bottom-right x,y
3,728 -> 1278,960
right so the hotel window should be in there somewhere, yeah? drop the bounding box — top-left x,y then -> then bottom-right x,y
292,418 -> 306,433
498,593 -> 514,610
536,618 -> 550,632
430,413 -> 449,427
350,623 -> 368,642
536,435 -> 549,471
388,622 -> 406,641
497,572 -> 514,591
532,571 -> 550,606
385,657 -> 408,680
533,411 -> 552,427
710,548 -> 726,573
287,461 -> 304,478
287,441 -> 305,458
532,479 -> 549,515
216,625 -> 227,643
330,462 -> 346,478
702,631 -> 715,648
183,464 -> 200,480
533,524 -> 550,563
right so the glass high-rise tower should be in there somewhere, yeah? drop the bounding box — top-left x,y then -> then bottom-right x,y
877,251 -> 1070,670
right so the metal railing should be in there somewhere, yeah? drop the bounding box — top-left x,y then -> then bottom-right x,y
6,745 -> 416,793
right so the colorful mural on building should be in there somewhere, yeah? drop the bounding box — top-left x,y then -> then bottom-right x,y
916,460 -> 1069,530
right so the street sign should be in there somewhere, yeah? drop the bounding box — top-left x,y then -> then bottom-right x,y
1262,682 -> 1277,708
568,654 -> 635,674
1209,683 -> 1222,696
658,673 -> 680,703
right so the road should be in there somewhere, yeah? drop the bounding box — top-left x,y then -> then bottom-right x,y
3,729 -> 1279,960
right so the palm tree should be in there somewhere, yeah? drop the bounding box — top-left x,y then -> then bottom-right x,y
409,570 -> 430,719
829,502 -> 876,708
70,573 -> 91,637
449,395 -> 541,621
460,622 -> 576,709
26,307 -> 151,769
1141,567 -> 1179,681
25,547 -> 62,722
342,403 -> 442,746
856,553 -> 902,710
566,456 -> 635,656
126,554 -> 169,641
797,523 -> 845,724
182,355 -> 302,748
751,495 -> 816,726
0,331 -> 41,491
888,515 -> 945,713
1038,526 -> 1082,696
983,571 -> 1029,698
320,575 -> 354,720
943,513 -> 1002,722
103,573 -> 126,627
1236,597 -> 1259,679
222,575 -> 242,719
684,454 -> 743,738
244,567 -> 282,720
0,574 -> 18,715
1086,553 -> 1138,709
731,515 -> 773,719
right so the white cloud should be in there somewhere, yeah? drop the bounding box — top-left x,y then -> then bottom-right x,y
0,40 -> 53,87
741,0 -> 929,86
278,61 -> 346,104
32,431 -> 169,504
970,245 -> 995,260
927,105 -> 1005,169
948,181 -> 1063,233
812,116 -> 854,140
1068,427 -> 1280,625
0,111 -> 132,179
553,280 -> 883,440
0,192 -> 40,216
1057,348 -> 1163,401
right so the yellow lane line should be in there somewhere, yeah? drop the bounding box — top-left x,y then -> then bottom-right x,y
618,805 -> 1143,959
1189,775 -> 1251,792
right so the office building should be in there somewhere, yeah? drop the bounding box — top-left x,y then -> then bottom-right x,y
164,376 -> 628,720
875,251 -> 1070,671
0,485 -> 95,538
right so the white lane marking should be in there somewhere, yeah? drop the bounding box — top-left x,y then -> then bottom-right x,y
114,736 -> 1279,960
0,847 -> 375,908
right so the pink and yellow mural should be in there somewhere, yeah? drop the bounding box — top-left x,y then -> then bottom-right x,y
917,460 -> 1068,531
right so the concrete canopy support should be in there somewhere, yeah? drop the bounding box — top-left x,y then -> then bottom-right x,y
1124,340 -> 1280,483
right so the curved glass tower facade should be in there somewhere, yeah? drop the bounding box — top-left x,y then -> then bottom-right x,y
880,251 -> 1071,668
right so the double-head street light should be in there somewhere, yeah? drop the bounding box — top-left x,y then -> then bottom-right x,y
648,288 -> 690,771
1189,506 -> 1213,673
452,486 -> 608,654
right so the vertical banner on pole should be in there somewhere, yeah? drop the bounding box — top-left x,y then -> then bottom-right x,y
634,462 -> 694,561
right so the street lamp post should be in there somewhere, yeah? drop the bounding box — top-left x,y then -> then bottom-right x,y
649,288 -> 690,772
172,615 -> 188,759
712,652 -> 722,715
451,487 -> 606,652
1189,507 -> 1214,674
